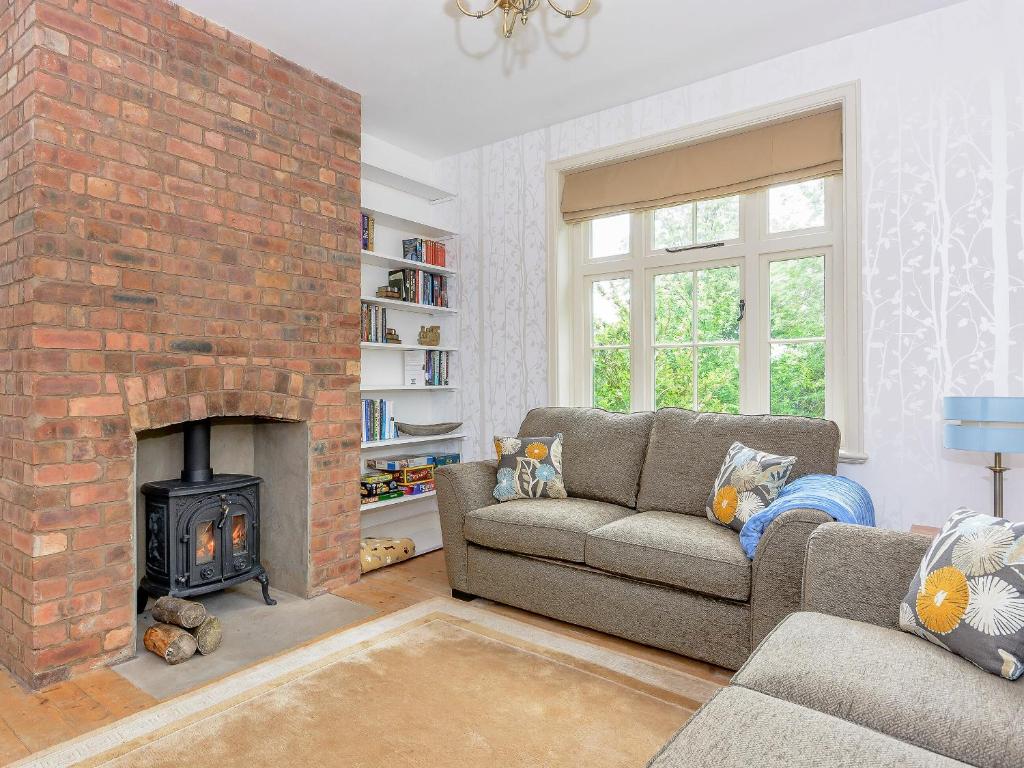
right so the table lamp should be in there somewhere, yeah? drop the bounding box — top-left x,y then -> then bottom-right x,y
943,396 -> 1024,518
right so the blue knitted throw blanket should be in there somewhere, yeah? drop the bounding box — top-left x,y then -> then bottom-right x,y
738,474 -> 875,559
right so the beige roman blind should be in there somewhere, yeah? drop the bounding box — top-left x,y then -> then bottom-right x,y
561,108 -> 843,223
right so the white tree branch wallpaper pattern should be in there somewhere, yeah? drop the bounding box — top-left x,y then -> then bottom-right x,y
437,0 -> 1024,528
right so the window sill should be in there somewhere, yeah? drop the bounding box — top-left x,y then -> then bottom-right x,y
838,449 -> 868,465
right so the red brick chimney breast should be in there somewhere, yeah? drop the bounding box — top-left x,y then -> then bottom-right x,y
0,0 -> 362,687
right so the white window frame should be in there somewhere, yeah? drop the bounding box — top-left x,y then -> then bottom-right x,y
546,85 -> 866,462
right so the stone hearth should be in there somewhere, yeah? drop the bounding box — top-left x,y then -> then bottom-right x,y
0,0 -> 362,687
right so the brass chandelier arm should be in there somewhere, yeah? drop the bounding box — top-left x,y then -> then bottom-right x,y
546,0 -> 592,18
456,0 -> 503,19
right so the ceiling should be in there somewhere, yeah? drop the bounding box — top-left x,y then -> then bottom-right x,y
177,0 -> 963,159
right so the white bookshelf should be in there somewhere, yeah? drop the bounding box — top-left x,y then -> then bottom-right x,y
360,295 -> 457,317
360,433 -> 466,450
360,385 -> 459,393
359,174 -> 460,559
362,249 -> 456,277
360,490 -> 437,512
361,342 -> 457,353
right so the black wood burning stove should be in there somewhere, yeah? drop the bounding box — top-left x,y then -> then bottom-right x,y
139,419 -> 276,611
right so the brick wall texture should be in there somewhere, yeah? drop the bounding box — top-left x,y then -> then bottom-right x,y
0,0 -> 362,687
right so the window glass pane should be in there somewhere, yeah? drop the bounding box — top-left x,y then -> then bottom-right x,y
654,348 -> 693,409
653,204 -> 693,251
591,278 -> 630,346
696,266 -> 741,341
695,195 -> 739,242
770,342 -> 825,417
653,272 -> 693,344
770,255 -> 825,339
769,179 -> 825,233
593,349 -> 630,412
697,345 -> 740,414
590,213 -> 630,259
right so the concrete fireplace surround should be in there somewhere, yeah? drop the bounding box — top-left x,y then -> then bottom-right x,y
0,0 -> 363,686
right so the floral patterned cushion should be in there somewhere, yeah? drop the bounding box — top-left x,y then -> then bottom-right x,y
899,508 -> 1024,679
705,441 -> 797,532
492,434 -> 567,502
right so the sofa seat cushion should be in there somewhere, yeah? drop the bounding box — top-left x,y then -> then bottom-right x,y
464,498 -> 633,563
648,687 -> 969,768
637,408 -> 840,516
586,511 -> 751,601
733,612 -> 1024,768
518,407 -> 654,508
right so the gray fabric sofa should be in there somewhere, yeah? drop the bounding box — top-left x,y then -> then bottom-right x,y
648,523 -> 1024,768
436,406 -> 841,670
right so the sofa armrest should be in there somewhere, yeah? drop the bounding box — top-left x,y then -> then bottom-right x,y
435,461 -> 498,592
749,508 -> 832,648
802,523 -> 930,631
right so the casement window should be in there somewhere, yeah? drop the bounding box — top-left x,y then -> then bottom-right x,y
572,176 -> 850,435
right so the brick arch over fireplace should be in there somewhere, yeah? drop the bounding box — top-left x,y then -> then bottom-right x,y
121,365 -> 317,433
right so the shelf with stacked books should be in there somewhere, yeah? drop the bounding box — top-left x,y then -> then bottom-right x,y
360,296 -> 457,317
361,206 -> 457,241
361,342 -> 458,352
360,385 -> 459,392
361,250 -> 456,278
360,490 -> 438,513
360,433 -> 466,450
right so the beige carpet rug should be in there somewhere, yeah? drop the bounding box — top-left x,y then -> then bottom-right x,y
16,598 -> 713,768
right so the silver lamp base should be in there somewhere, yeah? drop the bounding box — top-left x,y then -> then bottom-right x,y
988,452 -> 1008,518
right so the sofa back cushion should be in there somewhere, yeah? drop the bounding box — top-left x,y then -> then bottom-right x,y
636,409 -> 840,516
518,407 -> 654,508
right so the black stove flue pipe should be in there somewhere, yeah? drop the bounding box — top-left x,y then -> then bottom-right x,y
181,419 -> 214,483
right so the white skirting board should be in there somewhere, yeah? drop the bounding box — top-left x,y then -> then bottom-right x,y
361,507 -> 443,556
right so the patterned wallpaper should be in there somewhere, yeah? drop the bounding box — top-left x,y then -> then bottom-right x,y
436,0 -> 1024,528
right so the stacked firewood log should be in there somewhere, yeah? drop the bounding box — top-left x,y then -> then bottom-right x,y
144,597 -> 223,665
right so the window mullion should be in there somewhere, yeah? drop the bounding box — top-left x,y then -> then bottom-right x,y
630,211 -> 646,412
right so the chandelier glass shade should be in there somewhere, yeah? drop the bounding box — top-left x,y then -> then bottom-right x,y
456,0 -> 593,38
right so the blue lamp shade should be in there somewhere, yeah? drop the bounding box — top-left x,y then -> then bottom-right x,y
943,396 -> 1024,453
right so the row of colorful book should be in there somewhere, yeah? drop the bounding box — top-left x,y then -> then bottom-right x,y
361,399 -> 398,443
360,303 -> 390,343
402,238 -> 447,267
388,269 -> 448,308
361,213 -> 375,251
424,350 -> 451,386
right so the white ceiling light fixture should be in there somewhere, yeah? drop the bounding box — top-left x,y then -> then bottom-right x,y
456,0 -> 592,39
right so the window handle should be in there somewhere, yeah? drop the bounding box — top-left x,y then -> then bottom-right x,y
737,299 -> 746,323
664,242 -> 725,254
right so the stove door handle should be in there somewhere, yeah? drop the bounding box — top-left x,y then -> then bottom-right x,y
217,494 -> 229,529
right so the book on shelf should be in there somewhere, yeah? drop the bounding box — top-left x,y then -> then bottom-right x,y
424,350 -> 452,386
403,351 -> 423,386
402,238 -> 447,267
361,302 -> 398,344
361,213 -> 375,251
386,269 -> 448,308
361,398 -> 398,442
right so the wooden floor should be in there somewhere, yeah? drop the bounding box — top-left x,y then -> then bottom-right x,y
0,550 -> 729,765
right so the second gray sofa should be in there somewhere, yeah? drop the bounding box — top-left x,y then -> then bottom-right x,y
436,406 -> 841,670
648,524 -> 1023,768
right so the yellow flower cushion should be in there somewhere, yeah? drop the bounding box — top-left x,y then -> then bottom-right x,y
492,434 -> 567,502
900,508 -> 1024,679
705,441 -> 796,532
